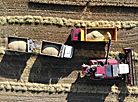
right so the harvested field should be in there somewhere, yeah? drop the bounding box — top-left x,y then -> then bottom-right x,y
0,0 -> 138,101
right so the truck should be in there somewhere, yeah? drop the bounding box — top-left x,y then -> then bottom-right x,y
6,37 -> 74,59
40,40 -> 74,58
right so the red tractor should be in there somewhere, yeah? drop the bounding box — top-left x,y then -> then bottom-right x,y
81,33 -> 137,86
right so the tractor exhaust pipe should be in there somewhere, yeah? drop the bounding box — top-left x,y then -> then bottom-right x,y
105,32 -> 112,65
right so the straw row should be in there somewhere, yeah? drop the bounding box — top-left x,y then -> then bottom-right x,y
0,81 -> 71,93
0,16 -> 138,29
0,81 -> 137,94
